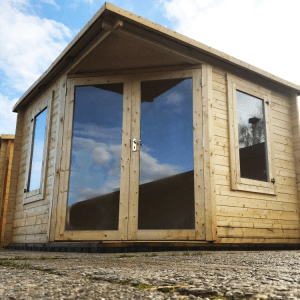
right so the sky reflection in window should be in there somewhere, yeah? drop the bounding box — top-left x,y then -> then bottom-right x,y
29,108 -> 47,191
67,84 -> 123,207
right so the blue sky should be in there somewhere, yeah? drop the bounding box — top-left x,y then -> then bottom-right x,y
67,79 -> 194,206
1,0 -> 299,135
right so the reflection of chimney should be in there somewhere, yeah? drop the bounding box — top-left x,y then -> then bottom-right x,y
249,117 -> 260,144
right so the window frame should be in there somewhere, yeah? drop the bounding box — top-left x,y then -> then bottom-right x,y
23,95 -> 52,204
226,74 -> 276,195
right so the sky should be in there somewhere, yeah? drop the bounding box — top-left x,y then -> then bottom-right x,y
0,0 -> 299,135
67,79 -> 193,206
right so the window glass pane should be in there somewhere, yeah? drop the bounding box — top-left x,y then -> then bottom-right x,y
237,90 -> 268,182
66,83 -> 123,231
29,108 -> 47,191
138,78 -> 195,230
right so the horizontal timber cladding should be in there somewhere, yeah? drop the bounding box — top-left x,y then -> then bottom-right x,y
7,63 -> 300,245
212,66 -> 300,241
11,78 -> 61,244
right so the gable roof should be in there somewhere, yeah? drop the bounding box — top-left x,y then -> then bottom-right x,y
13,2 -> 300,112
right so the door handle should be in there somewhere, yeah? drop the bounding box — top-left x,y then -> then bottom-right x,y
133,138 -> 143,152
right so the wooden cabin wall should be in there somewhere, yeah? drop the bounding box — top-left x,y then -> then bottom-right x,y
212,66 -> 300,243
0,137 -> 14,247
11,79 -> 62,244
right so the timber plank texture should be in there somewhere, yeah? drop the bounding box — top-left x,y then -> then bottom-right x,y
212,66 -> 300,242
11,78 -> 61,244
0,137 -> 15,247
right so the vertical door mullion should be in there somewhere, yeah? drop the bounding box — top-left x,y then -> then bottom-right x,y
119,78 -> 133,240
128,77 -> 141,240
193,69 -> 205,240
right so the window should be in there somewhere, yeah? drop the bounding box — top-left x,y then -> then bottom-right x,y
227,74 -> 276,195
24,96 -> 52,204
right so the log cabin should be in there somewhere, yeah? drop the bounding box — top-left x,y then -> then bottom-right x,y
3,2 -> 300,250
0,135 -> 15,248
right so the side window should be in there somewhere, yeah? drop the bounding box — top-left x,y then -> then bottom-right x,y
237,90 -> 268,182
24,97 -> 52,204
227,75 -> 276,195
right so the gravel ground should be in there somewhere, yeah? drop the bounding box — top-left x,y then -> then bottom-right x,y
1,249 -> 300,299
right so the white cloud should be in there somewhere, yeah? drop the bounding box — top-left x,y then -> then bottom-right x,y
40,0 -> 60,9
140,150 -> 180,184
73,123 -> 122,142
77,179 -> 120,202
163,0 -> 300,85
93,146 -> 112,165
165,91 -> 185,106
68,135 -> 181,204
0,0 -> 72,92
0,93 -> 18,135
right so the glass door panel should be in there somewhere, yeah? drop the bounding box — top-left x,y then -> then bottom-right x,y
66,83 -> 124,231
138,78 -> 195,230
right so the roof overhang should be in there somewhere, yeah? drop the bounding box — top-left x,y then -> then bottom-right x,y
12,2 -> 300,112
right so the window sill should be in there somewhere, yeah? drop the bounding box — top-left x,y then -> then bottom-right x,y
23,190 -> 44,204
232,181 -> 276,195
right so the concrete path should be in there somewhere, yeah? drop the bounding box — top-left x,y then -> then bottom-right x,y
0,249 -> 300,299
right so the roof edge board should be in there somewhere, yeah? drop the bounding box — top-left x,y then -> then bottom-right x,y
117,19 -> 298,94
106,2 -> 300,93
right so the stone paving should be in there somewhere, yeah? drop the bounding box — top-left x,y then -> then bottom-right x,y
0,249 -> 300,299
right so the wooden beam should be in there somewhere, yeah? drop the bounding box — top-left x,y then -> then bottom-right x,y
67,64 -> 201,78
102,19 -> 123,31
193,69 -> 205,240
0,135 -> 15,140
66,30 -> 112,74
48,77 -> 67,241
67,19 -> 123,75
291,93 -> 300,229
117,25 -> 202,65
202,64 -> 217,242
128,78 -> 140,240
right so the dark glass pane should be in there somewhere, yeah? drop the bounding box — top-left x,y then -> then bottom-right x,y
138,78 -> 195,230
66,84 -> 123,231
237,90 -> 268,182
29,108 -> 47,191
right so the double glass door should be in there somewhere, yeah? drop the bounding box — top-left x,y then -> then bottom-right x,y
56,69 -> 204,241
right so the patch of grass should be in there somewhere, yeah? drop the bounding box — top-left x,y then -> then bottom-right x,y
84,276 -> 94,281
114,254 -> 136,258
136,283 -> 152,290
193,252 -> 203,256
204,252 -> 210,255
143,253 -> 158,257
183,251 -> 190,256
10,256 -> 30,260
157,287 -> 174,293
0,259 -> 31,269
40,255 -> 54,260
170,253 -> 179,256
22,264 -> 31,269
119,279 -> 131,285
112,279 -> 132,286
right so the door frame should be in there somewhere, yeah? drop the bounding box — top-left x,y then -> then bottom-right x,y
55,75 -> 132,241
54,66 -> 216,242
127,69 -> 205,241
